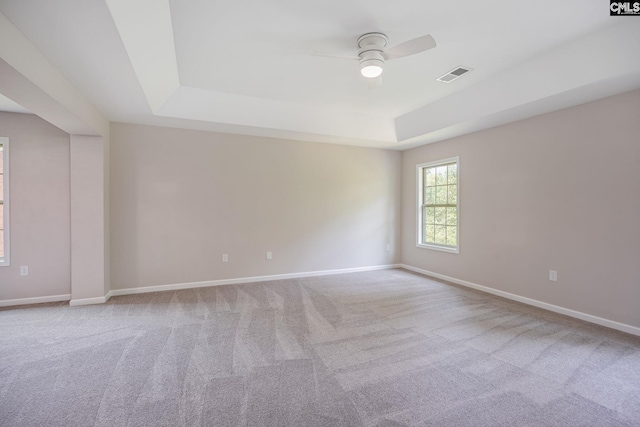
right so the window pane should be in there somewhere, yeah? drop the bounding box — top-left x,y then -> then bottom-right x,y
419,159 -> 458,250
447,184 -> 457,205
436,166 -> 447,185
446,226 -> 457,246
0,143 -> 3,199
435,225 -> 447,245
436,186 -> 447,204
0,143 -> 5,261
447,163 -> 457,184
426,207 -> 435,224
0,230 -> 3,259
425,186 -> 436,204
425,224 -> 435,243
446,207 -> 457,226
434,207 -> 446,225
425,167 -> 435,186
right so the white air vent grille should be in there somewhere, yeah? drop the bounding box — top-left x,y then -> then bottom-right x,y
436,66 -> 472,83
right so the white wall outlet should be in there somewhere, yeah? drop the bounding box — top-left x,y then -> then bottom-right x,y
549,270 -> 557,282
222,254 -> 229,263
266,251 -> 272,260
386,244 -> 391,252
20,266 -> 29,276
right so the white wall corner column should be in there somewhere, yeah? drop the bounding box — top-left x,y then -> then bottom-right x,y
70,135 -> 110,305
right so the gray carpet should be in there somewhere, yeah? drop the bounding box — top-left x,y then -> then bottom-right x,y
1,269 -> 639,426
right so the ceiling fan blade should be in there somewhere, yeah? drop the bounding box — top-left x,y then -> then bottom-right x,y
366,75 -> 382,89
311,52 -> 359,60
384,34 -> 436,60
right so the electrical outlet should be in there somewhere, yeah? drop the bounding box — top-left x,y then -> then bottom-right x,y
20,266 -> 29,276
549,270 -> 557,282
266,251 -> 272,260
386,244 -> 391,252
222,254 -> 229,263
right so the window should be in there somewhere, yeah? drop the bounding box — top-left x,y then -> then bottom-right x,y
0,137 -> 9,266
417,157 -> 459,253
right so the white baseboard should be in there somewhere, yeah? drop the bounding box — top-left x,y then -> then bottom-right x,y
400,264 -> 640,337
110,264 -> 402,298
0,294 -> 71,307
69,292 -> 112,306
2,265 -> 399,308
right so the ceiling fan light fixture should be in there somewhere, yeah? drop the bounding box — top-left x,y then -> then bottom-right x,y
359,49 -> 385,78
360,61 -> 383,78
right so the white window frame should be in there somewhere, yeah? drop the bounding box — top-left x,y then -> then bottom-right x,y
416,156 -> 459,254
0,137 -> 9,267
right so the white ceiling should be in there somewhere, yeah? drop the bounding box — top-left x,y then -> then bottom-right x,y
0,0 -> 639,149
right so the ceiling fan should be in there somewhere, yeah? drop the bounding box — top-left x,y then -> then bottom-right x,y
313,32 -> 437,85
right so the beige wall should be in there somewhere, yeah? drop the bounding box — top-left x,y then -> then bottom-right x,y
110,123 -> 401,289
0,112 -> 70,300
402,89 -> 640,328
3,90 -> 638,331
70,135 -> 110,301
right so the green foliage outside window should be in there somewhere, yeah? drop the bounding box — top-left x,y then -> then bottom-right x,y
422,162 -> 457,247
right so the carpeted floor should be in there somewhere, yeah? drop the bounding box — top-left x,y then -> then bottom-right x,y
1,268 -> 639,426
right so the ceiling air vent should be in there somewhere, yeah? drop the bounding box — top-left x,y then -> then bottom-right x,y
436,66 -> 472,83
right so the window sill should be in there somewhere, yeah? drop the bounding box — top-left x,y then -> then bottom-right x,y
416,243 -> 459,254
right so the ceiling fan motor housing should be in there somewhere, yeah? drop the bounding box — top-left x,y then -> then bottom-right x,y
358,33 -> 387,77
357,33 -> 388,50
